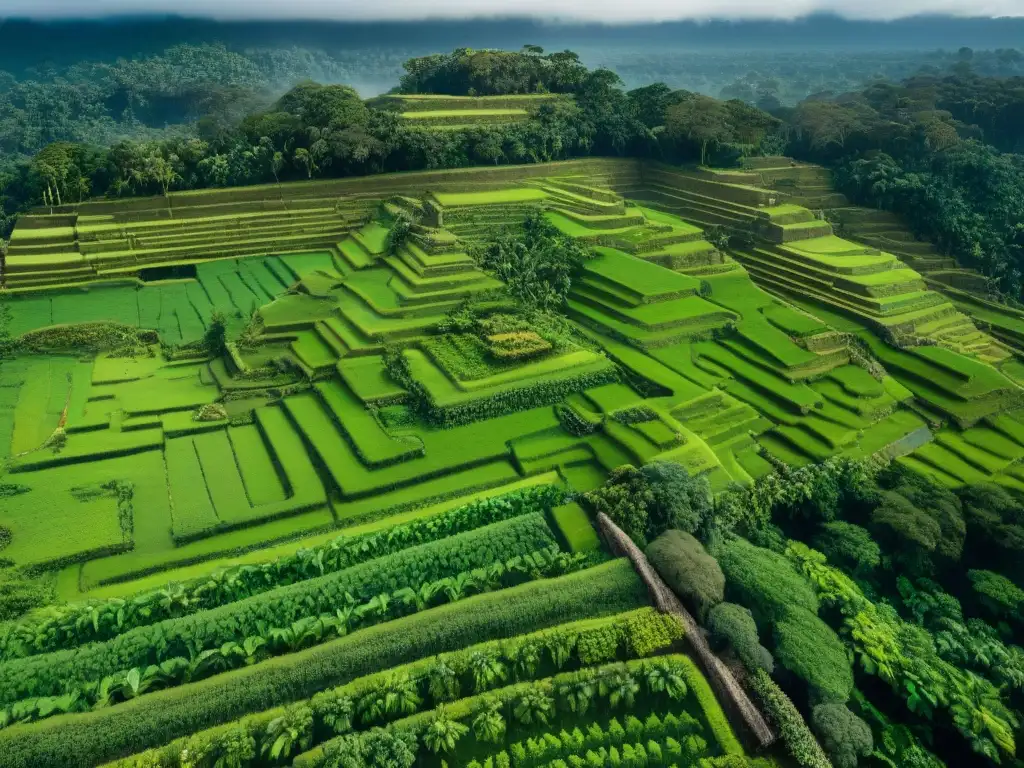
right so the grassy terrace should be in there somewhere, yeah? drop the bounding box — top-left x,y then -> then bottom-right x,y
433,187 -> 549,206
402,109 -> 528,119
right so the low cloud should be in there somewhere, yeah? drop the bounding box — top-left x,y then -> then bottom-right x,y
5,0 -> 1023,22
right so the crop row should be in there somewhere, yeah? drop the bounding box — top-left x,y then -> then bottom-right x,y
0,513 -> 559,705
493,710 -> 717,768
0,560 -> 648,768
106,608 -> 680,768
1,545 -> 589,731
0,485 -> 565,661
306,654 -> 740,768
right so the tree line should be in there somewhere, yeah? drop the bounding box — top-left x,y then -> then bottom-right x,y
5,45 -> 1024,298
0,49 -> 785,238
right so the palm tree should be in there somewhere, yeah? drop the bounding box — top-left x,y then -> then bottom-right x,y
384,675 -> 422,717
602,670 -> 640,709
545,634 -> 575,669
509,640 -> 542,680
557,676 -> 595,714
645,661 -> 688,700
358,675 -> 420,724
472,702 -> 506,743
469,652 -> 507,693
262,704 -> 314,761
427,659 -> 461,702
513,688 -> 554,726
320,694 -> 354,735
422,707 -> 469,754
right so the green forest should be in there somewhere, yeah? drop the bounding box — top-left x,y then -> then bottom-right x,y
2,25 -> 1024,768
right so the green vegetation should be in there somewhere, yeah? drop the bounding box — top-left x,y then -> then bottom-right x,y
5,42 -> 1024,768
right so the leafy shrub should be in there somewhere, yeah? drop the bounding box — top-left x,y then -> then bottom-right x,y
555,402 -> 602,437
623,611 -> 683,657
811,523 -> 880,575
811,703 -> 872,768
18,323 -> 152,354
584,461 -> 711,546
0,570 -> 51,623
773,605 -> 854,703
645,530 -> 724,621
320,728 -> 416,768
714,537 -> 819,625
474,211 -> 592,311
641,461 -> 712,537
585,465 -> 652,546
873,470 -> 965,567
958,483 -> 1024,579
706,603 -> 773,674
609,404 -> 658,425
486,331 -> 553,361
748,668 -> 833,768
968,570 -> 1024,623
413,364 -> 618,428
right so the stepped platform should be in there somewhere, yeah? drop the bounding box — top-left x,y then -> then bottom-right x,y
568,248 -> 735,349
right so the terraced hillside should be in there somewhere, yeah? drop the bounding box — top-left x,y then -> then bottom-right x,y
6,157 -> 1024,768
749,159 -> 1024,364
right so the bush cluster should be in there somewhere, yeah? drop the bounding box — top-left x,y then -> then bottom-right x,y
747,669 -> 833,768
645,530 -> 724,622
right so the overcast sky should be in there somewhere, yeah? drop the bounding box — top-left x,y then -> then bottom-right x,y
2,0 -> 1021,23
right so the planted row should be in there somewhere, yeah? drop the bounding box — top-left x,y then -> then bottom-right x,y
0,485 -> 566,661
0,514 -> 561,707
0,560 -> 648,768
306,654 -> 740,768
0,547 -> 590,732
108,608 -> 682,768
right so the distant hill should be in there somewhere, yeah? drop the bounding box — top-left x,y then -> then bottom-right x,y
1,14 -> 1024,73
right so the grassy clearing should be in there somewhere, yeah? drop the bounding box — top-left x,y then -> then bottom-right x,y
735,318 -> 818,368
0,456 -> 139,567
285,390 -> 554,498
761,302 -> 827,337
337,355 -> 406,402
192,429 -> 253,523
